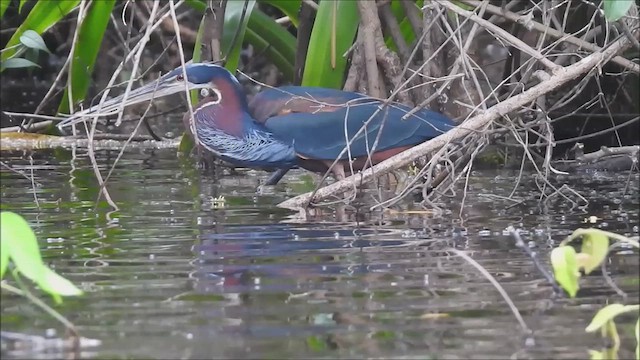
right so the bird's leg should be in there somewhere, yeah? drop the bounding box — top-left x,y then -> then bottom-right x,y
256,167 -> 292,194
330,163 -> 346,181
264,167 -> 291,186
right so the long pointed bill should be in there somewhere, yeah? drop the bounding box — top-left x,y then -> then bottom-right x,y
56,74 -> 207,129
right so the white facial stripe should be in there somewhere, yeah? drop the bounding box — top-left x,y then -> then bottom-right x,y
195,101 -> 220,113
211,88 -> 222,101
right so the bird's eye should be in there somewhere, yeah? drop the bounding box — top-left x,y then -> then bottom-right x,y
176,74 -> 184,81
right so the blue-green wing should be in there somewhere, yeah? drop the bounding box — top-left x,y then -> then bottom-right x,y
263,100 -> 455,160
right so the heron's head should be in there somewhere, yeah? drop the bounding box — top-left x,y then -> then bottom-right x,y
57,63 -> 246,128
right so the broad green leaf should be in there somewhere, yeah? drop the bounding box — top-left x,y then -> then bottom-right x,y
302,0 -> 359,88
1,0 -> 81,62
580,229 -> 609,274
40,267 -> 83,299
247,9 -> 295,80
187,1 -> 295,79
261,0 -> 301,27
1,57 -> 40,70
19,29 -> 50,53
222,0 -> 257,72
550,246 -> 580,298
0,211 -> 47,284
603,0 -> 633,21
0,0 -> 10,19
586,304 -> 640,332
58,0 -> 115,114
245,28 -> 293,80
384,0 -> 422,52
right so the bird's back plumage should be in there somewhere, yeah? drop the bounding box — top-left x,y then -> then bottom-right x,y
249,87 -> 455,161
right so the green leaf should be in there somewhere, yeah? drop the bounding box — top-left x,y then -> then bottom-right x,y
588,350 -> 604,360
261,0 -> 301,27
190,11 -> 209,106
19,29 -> 50,53
245,27 -> 294,81
222,0 -> 257,72
586,304 -> 640,332
1,0 -> 81,62
550,246 -> 580,298
178,131 -> 195,156
306,336 -> 327,352
0,211 -> 47,284
18,0 -> 26,13
603,0 -> 633,21
246,9 -> 296,80
1,57 -> 40,70
184,0 -> 206,12
0,0 -> 10,19
302,0 -> 359,88
58,0 -> 115,114
0,222 -> 8,278
40,267 -> 83,298
635,318 -> 638,360
580,229 -> 609,274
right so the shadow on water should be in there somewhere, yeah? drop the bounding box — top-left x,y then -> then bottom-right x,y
0,148 -> 638,359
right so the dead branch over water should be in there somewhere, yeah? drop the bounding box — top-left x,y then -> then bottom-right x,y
279,1 -> 640,209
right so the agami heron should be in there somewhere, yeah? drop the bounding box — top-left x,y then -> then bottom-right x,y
57,63 -> 455,185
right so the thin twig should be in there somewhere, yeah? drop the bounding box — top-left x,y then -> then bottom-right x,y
448,248 -> 531,334
508,226 -> 563,296
461,0 -> 640,73
1,280 -> 78,337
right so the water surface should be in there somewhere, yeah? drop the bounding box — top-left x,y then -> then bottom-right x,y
1,148 -> 638,359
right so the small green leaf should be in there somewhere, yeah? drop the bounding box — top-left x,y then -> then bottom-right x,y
40,267 -> 83,297
550,246 -> 580,298
603,0 -> 633,21
588,350 -> 604,360
1,57 -> 40,70
178,132 -> 195,156
586,304 -> 640,332
19,29 -> 51,53
18,0 -> 27,13
635,318 -> 638,360
580,229 -> 609,274
0,224 -> 8,278
306,335 -> 327,352
0,212 -> 47,284
1,0 -> 81,62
